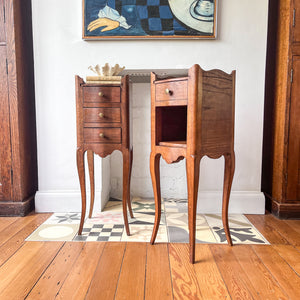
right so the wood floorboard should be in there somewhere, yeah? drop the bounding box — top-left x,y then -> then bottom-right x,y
56,242 -> 105,300
271,244 -> 300,276
252,245 -> 300,299
193,244 -> 230,299
0,217 -> 19,230
209,244 -> 258,300
144,243 -> 173,300
0,213 -> 51,266
168,243 -> 202,299
0,212 -> 299,299
0,214 -> 43,248
232,245 -> 289,299
262,214 -> 300,246
0,241 -> 63,299
245,214 -> 290,245
115,242 -> 147,300
283,219 -> 300,234
26,242 -> 84,299
85,242 -> 124,300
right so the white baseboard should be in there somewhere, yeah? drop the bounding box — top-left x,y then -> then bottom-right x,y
35,190 -> 109,213
196,191 -> 265,214
35,190 -> 265,214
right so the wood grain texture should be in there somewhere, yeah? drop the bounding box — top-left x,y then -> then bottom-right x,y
0,0 -> 5,43
5,0 -> 37,203
0,213 -> 51,266
56,243 -> 105,300
84,107 -> 121,123
84,127 -> 121,144
83,86 -> 120,103
286,56 -> 300,200
150,65 -> 235,262
210,245 -> 257,300
76,76 -> 132,235
86,242 -> 124,300
155,79 -> 188,101
0,213 -> 300,299
26,242 -> 84,300
0,241 -> 63,299
145,244 -> 173,300
0,216 -> 19,230
115,243 -> 147,300
272,0 -> 291,202
0,46 -> 12,201
232,245 -> 289,299
150,152 -> 162,245
262,214 -> 300,246
168,243 -> 202,299
252,245 -> 300,299
272,244 -> 300,276
293,0 -> 300,42
245,214 -> 290,245
0,213 -> 42,247
263,0 -> 300,217
87,150 -> 95,218
193,245 -> 230,299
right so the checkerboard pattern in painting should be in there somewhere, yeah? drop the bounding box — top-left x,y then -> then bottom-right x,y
25,197 -> 269,245
107,0 -> 189,35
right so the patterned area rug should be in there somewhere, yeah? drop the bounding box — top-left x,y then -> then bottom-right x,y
26,198 -> 269,244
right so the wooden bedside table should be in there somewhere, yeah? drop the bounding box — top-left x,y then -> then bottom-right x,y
75,75 -> 133,236
149,65 -> 236,263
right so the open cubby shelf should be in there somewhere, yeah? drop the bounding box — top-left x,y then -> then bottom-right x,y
155,105 -> 187,147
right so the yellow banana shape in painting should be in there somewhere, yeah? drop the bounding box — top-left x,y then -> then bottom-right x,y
87,17 -> 120,32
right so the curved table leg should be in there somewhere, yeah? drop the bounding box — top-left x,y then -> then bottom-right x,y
87,150 -> 95,219
127,148 -> 134,218
123,149 -> 131,236
77,148 -> 86,235
186,155 -> 201,264
222,151 -> 235,246
150,152 -> 162,245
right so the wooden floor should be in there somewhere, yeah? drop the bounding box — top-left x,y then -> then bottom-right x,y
0,212 -> 299,299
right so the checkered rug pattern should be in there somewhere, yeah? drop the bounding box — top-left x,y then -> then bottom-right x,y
26,198 -> 269,245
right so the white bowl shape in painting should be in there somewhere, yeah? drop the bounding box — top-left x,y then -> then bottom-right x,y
168,0 -> 215,34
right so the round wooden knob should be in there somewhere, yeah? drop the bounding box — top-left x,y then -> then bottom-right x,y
99,133 -> 104,138
98,92 -> 103,97
99,113 -> 104,118
165,88 -> 171,95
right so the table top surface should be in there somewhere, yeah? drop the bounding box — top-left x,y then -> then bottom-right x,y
120,69 -> 188,83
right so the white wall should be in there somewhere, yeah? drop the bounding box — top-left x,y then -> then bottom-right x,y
33,0 -> 268,214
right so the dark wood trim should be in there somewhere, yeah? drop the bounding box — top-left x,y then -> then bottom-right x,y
0,195 -> 35,216
265,193 -> 300,219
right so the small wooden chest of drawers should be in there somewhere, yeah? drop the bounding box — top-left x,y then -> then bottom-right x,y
75,76 -> 133,236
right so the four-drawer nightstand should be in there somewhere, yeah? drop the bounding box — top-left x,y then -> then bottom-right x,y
75,75 -> 133,236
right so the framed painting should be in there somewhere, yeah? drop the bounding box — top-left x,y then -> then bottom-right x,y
82,0 -> 217,39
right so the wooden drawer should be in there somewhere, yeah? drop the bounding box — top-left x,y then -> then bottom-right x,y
83,86 -> 120,104
84,108 -> 121,123
84,128 -> 121,144
155,80 -> 188,101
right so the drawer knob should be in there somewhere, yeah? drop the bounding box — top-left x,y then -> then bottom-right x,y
99,113 -> 104,118
165,88 -> 171,95
98,92 -> 103,97
99,133 -> 105,138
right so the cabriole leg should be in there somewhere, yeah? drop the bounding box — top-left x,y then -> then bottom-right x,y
186,155 -> 201,264
77,148 -> 86,235
150,152 -> 162,245
222,151 -> 235,246
87,150 -> 94,219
